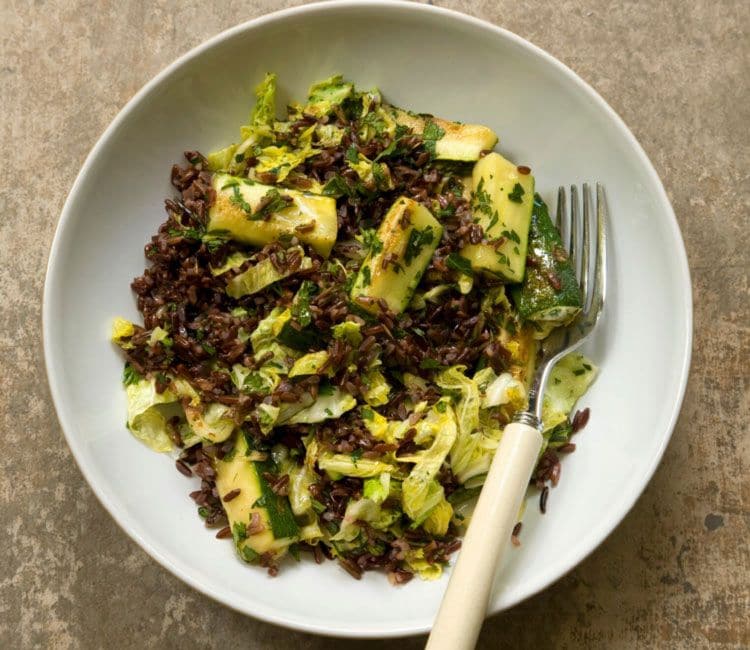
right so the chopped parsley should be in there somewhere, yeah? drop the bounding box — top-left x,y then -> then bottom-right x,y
229,185 -> 253,213
232,522 -> 248,543
422,120 -> 445,157
322,174 -> 354,198
472,178 -> 494,217
508,183 -> 525,203
345,145 -> 360,164
248,188 -> 289,221
404,226 -> 434,266
501,229 -> 521,244
241,546 -> 260,563
435,400 -> 448,413
361,228 -> 384,255
122,362 -> 142,386
445,252 -> 473,276
350,448 -> 363,465
372,161 -> 389,189
419,358 -> 444,370
375,124 -> 410,160
360,265 -> 372,286
291,280 -> 317,327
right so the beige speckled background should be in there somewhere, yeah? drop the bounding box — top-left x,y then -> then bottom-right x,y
2,0 -> 748,647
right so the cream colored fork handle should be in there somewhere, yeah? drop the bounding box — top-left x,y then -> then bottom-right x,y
426,422 -> 543,650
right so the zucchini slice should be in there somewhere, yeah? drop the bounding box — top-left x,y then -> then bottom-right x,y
512,195 -> 582,324
461,152 -> 534,282
389,107 -> 498,162
207,173 -> 337,257
350,197 -> 442,314
215,432 -> 299,563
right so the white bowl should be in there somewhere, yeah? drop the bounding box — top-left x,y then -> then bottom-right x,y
43,0 -> 692,638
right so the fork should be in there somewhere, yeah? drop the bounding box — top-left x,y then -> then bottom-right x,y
426,184 -> 608,650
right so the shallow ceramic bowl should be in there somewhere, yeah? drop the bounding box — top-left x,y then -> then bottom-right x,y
44,0 -> 692,638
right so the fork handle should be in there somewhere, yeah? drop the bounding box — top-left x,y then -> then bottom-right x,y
426,421 -> 543,650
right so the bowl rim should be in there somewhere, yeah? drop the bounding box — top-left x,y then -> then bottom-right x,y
43,0 -> 693,638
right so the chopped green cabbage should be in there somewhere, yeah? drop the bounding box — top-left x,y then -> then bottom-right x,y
317,453 -> 396,478
405,547 -> 443,580
331,497 -> 399,543
363,473 -> 391,504
148,326 -> 171,347
474,368 -> 526,411
255,403 -> 280,434
362,367 -> 390,406
288,351 -> 330,378
125,378 -> 177,452
304,74 -> 354,117
436,365 -> 494,484
543,353 -> 598,430
401,402 -> 457,523
287,437 -> 320,518
211,252 -> 251,276
254,143 -> 319,183
111,317 -> 135,349
229,364 -> 278,395
249,307 -> 299,373
207,73 -> 277,173
286,388 -> 356,424
422,498 -> 453,536
331,321 -> 363,346
249,72 -> 277,127
184,402 -> 235,443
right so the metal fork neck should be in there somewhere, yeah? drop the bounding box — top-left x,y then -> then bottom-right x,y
512,409 -> 541,430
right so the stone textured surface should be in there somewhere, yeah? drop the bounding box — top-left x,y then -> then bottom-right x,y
1,0 -> 748,647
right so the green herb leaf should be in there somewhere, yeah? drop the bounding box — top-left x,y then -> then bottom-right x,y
248,188 -> 290,221
230,185 -> 253,213
445,253 -> 473,276
232,521 -> 248,543
345,145 -> 360,164
404,226 -> 435,266
122,362 -> 142,386
322,174 -> 354,198
292,280 -> 318,327
419,358 -> 444,370
240,546 -> 260,563
361,229 -> 384,255
422,120 -> 445,157
508,183 -> 525,203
